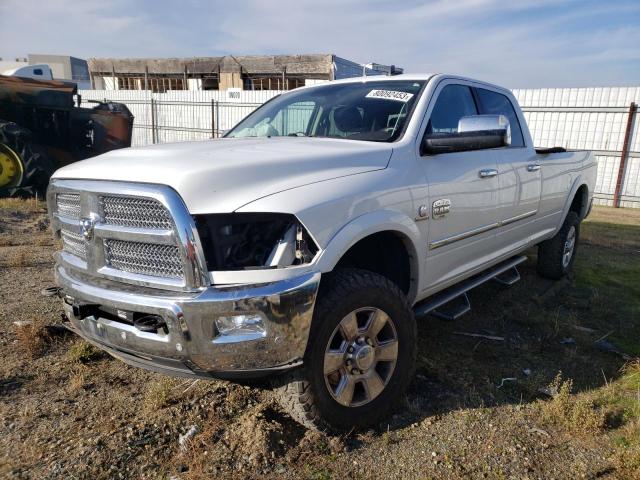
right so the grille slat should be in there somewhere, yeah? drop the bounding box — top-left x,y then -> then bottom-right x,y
56,193 -> 81,219
105,239 -> 183,279
101,196 -> 173,230
61,228 -> 86,260
54,189 -> 187,284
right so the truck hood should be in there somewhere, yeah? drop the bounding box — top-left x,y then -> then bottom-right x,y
53,137 -> 393,213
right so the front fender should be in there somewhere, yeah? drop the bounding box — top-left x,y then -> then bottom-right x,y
314,209 -> 424,302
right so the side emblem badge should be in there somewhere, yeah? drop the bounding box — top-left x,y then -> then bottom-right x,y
432,199 -> 451,219
81,217 -> 96,240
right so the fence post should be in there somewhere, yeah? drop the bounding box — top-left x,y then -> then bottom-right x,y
613,102 -> 637,208
215,101 -> 220,138
211,99 -> 216,138
150,98 -> 157,144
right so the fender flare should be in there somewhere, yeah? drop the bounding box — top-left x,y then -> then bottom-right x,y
552,175 -> 589,236
314,209 -> 424,302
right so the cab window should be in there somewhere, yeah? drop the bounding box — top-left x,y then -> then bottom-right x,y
426,84 -> 477,136
475,88 -> 525,147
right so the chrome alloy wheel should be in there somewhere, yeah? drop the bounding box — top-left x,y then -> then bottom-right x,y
562,225 -> 576,268
323,307 -> 398,407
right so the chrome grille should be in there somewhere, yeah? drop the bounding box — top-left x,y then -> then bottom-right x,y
56,193 -> 81,219
104,239 -> 183,278
101,196 -> 173,229
60,227 -> 86,260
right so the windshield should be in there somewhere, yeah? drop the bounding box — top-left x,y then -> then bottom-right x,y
226,80 -> 425,142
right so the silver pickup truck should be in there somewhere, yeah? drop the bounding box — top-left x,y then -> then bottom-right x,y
47,74 -> 596,431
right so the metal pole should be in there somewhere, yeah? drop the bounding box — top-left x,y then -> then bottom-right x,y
211,100 -> 216,138
215,101 -> 220,138
144,65 -> 149,91
613,102 -> 637,208
150,98 -> 157,144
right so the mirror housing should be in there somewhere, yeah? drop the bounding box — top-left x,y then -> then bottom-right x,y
422,114 -> 511,155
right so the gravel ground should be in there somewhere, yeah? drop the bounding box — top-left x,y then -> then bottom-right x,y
1,200 -> 638,479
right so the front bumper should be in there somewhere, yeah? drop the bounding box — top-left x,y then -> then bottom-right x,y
56,263 -> 321,379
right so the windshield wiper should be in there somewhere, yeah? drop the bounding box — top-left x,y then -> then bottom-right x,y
287,132 -> 309,137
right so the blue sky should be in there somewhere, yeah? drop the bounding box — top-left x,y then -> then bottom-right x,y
0,0 -> 638,88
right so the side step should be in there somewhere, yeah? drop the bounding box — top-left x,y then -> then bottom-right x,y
430,293 -> 471,321
493,266 -> 521,286
414,255 -> 527,321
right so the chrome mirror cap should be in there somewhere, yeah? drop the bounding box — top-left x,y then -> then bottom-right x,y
458,114 -> 511,146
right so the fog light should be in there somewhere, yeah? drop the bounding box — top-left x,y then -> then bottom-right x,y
214,313 -> 266,342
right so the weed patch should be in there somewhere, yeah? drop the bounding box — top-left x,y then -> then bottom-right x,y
13,322 -> 50,359
67,341 -> 104,364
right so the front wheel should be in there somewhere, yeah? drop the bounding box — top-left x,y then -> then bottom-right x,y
273,269 -> 416,431
537,211 -> 580,279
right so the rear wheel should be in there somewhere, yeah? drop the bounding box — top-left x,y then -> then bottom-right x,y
0,122 -> 55,198
273,269 -> 416,431
537,211 -> 580,279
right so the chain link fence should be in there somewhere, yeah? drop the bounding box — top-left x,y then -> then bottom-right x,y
80,87 -> 640,208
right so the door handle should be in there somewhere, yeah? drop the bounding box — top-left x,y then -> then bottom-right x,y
527,164 -> 541,172
479,169 -> 498,178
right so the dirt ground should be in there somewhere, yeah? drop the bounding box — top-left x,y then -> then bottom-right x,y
1,199 -> 639,479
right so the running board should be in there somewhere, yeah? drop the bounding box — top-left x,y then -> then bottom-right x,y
492,266 -> 521,286
430,292 -> 471,321
414,255 -> 527,321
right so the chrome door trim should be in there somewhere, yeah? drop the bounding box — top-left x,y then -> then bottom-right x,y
429,222 -> 500,249
501,210 -> 538,227
429,209 -> 538,249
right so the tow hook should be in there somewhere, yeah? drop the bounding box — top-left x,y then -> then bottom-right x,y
133,315 -> 167,334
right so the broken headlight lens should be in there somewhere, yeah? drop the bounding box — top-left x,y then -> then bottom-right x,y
193,213 -> 318,271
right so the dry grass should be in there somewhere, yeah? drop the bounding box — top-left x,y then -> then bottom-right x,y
0,234 -> 14,247
0,197 -> 46,214
13,322 -> 50,359
143,378 -> 177,412
66,340 -> 103,364
541,373 -> 606,434
6,247 -> 30,267
68,368 -> 88,393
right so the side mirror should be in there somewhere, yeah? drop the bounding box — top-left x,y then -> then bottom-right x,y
422,114 -> 511,155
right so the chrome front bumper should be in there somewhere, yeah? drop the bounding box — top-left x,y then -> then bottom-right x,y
56,263 -> 321,379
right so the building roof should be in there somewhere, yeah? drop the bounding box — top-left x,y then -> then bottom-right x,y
88,54 -> 335,75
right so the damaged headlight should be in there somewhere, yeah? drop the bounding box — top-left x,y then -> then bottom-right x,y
193,213 -> 318,271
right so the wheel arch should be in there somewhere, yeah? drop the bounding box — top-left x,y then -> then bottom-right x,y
569,182 -> 590,219
315,210 -> 423,303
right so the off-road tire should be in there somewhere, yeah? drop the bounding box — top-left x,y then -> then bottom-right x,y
0,121 -> 55,198
272,268 -> 417,432
537,211 -> 580,279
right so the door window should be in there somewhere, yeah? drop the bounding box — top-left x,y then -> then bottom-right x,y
426,84 -> 477,136
475,88 -> 525,147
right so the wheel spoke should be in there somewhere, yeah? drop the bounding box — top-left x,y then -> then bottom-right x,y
375,340 -> 398,362
365,309 -> 389,339
334,374 -> 356,406
324,351 -> 345,375
339,312 -> 359,341
363,371 -> 385,400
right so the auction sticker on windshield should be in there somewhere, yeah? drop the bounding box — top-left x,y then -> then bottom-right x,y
366,89 -> 414,102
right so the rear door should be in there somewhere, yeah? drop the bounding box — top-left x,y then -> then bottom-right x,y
418,82 -> 500,291
474,87 -> 541,253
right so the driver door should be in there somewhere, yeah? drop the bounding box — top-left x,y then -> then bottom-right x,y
419,83 -> 500,292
